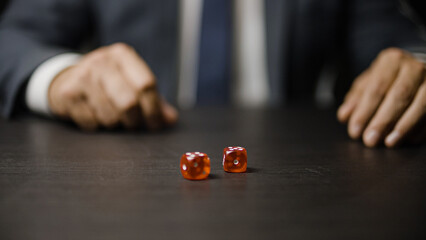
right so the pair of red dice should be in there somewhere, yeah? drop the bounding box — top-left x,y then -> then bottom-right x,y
180,146 -> 247,180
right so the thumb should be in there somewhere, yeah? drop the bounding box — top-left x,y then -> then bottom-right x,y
161,99 -> 179,126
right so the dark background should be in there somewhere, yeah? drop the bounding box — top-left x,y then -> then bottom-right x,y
0,0 -> 8,16
403,0 -> 426,25
0,0 -> 425,24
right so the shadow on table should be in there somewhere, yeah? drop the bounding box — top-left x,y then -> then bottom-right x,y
246,167 -> 260,173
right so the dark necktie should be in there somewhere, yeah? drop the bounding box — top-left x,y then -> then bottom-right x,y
196,0 -> 232,105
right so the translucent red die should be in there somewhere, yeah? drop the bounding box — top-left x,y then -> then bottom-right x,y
223,146 -> 247,173
180,152 -> 211,180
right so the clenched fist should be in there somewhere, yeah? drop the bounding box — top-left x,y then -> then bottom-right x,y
338,48 -> 425,148
48,43 -> 178,130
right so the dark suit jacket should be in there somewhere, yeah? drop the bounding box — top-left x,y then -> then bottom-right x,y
0,0 -> 425,118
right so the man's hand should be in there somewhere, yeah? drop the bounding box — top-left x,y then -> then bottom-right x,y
337,48 -> 425,148
48,43 -> 178,131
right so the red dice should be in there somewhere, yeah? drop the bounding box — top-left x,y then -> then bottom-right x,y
180,152 -> 211,180
223,146 -> 247,173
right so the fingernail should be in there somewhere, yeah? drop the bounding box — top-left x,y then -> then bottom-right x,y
385,131 -> 400,147
349,124 -> 362,139
364,130 -> 379,147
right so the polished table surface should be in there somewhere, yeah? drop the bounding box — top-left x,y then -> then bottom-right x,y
0,107 -> 425,240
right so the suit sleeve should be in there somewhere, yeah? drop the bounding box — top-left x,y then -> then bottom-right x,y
346,0 -> 426,76
334,0 -> 426,101
0,0 -> 91,118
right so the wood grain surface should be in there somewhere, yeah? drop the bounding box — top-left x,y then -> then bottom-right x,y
0,107 -> 425,240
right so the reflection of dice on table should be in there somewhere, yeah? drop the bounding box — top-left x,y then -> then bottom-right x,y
180,152 -> 211,180
223,146 -> 247,173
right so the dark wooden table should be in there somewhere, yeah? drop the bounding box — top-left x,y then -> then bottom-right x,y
0,107 -> 425,240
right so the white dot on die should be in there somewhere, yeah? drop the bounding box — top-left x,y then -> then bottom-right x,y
233,159 -> 239,165
193,162 -> 198,167
182,164 -> 187,170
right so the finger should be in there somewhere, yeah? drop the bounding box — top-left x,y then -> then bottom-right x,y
84,76 -> 121,128
120,105 -> 143,129
161,98 -> 179,126
48,66 -> 76,117
347,49 -> 403,139
337,70 -> 370,123
54,74 -> 98,130
362,60 -> 424,147
107,44 -> 164,130
122,96 -> 178,130
139,86 -> 164,130
99,62 -> 138,112
109,43 -> 156,91
385,80 -> 426,147
337,93 -> 358,124
66,98 -> 98,131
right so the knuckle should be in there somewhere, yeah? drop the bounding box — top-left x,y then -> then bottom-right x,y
380,47 -> 404,60
85,51 -> 108,66
411,60 -> 425,73
394,84 -> 414,104
353,106 -> 369,122
58,83 -> 81,101
74,67 -> 93,85
53,70 -> 88,102
110,42 -> 133,55
367,81 -> 387,97
352,76 -> 364,88
351,75 -> 367,91
119,95 -> 138,111
135,74 -> 157,92
368,119 -> 386,132
344,87 -> 362,102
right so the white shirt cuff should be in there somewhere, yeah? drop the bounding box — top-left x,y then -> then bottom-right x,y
413,52 -> 426,64
25,53 -> 82,116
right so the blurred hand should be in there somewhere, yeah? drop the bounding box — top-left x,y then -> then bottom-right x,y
337,48 -> 425,148
49,43 -> 178,131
